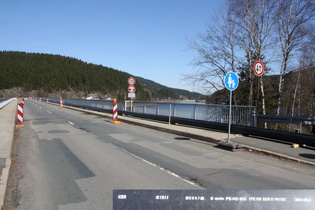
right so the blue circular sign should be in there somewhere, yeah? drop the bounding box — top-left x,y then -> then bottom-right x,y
224,72 -> 239,91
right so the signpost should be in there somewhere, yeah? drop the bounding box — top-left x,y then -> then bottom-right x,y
254,61 -> 264,124
224,72 -> 239,143
127,77 -> 136,111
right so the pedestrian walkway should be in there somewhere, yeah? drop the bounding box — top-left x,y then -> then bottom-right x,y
0,98 -> 18,208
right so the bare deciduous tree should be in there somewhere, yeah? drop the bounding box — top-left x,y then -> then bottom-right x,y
229,0 -> 276,127
187,0 -> 314,128
275,0 -> 315,115
185,2 -> 240,95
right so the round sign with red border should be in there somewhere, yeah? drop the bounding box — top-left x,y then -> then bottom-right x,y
254,61 -> 264,76
128,77 -> 136,85
128,85 -> 136,93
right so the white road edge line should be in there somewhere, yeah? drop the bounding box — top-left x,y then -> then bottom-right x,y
120,148 -> 205,189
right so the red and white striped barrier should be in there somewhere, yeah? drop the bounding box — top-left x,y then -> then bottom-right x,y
59,97 -> 63,109
110,98 -> 121,124
16,98 -> 25,127
113,103 -> 118,120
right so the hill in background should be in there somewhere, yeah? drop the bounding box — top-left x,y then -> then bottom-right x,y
0,51 -> 205,101
135,76 -> 205,101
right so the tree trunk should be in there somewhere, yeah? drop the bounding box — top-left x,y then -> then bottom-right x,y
248,50 -> 254,106
276,54 -> 288,116
289,70 -> 300,131
260,76 -> 267,128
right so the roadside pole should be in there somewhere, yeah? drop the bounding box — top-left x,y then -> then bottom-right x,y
16,97 -> 25,128
224,72 -> 239,144
169,104 -> 172,125
59,97 -> 63,109
228,90 -> 232,143
110,98 -> 121,124
127,77 -> 136,112
254,61 -> 265,127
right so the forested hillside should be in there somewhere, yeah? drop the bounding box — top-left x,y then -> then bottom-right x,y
135,76 -> 205,101
0,51 -> 204,100
0,51 -> 148,99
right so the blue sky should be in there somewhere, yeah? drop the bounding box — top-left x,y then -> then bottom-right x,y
0,0 -> 223,93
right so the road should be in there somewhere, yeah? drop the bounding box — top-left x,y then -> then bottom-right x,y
4,100 -> 315,209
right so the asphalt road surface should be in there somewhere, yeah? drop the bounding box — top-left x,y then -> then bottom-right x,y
4,100 -> 315,210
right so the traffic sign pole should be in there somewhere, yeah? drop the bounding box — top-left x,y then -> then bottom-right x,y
224,72 -> 239,144
228,90 -> 232,143
127,77 -> 136,112
254,61 -> 264,119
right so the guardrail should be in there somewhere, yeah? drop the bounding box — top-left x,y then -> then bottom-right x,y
258,115 -> 315,125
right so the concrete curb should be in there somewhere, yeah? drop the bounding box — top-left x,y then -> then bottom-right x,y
242,146 -> 315,167
0,99 -> 17,209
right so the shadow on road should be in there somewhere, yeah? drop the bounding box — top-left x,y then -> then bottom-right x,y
174,137 -> 190,140
299,153 -> 315,159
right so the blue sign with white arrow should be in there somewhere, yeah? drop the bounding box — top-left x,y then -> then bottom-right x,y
224,72 -> 239,91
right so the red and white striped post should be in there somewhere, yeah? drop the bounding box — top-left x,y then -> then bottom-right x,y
113,100 -> 118,120
59,97 -> 63,109
110,98 -> 121,124
16,97 -> 25,127
46,98 -> 49,104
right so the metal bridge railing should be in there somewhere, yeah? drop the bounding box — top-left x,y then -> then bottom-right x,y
37,97 -> 315,134
38,98 -> 257,127
123,100 -> 256,127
